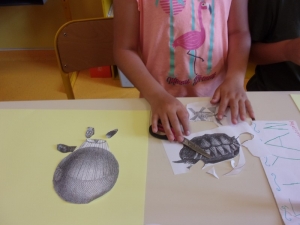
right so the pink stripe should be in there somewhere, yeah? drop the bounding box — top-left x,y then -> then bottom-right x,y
160,0 -> 186,15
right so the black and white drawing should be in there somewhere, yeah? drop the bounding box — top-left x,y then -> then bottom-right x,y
188,106 -> 223,125
186,102 -> 250,127
106,128 -> 118,138
85,127 -> 95,138
173,133 -> 240,167
56,144 -> 76,153
53,128 -> 119,204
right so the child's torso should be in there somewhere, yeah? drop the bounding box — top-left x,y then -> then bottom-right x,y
137,0 -> 232,97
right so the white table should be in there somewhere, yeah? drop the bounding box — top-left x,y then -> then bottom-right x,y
1,92 -> 299,225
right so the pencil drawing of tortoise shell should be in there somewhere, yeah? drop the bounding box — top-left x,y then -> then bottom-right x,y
53,146 -> 119,204
173,133 -> 240,165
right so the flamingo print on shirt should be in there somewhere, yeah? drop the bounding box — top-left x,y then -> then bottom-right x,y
156,0 -> 188,84
173,1 -> 209,81
155,0 -> 217,86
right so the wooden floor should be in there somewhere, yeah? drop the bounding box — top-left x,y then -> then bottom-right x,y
0,50 -> 139,101
0,50 -> 251,102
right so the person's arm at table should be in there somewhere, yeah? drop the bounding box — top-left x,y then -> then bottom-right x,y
250,38 -> 300,66
113,0 -> 190,142
211,0 -> 255,122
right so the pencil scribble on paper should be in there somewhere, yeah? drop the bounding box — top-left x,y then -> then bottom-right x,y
281,199 -> 300,222
173,133 -> 240,167
53,128 -> 119,204
260,122 -> 300,166
271,173 -> 281,191
265,132 -> 300,151
252,122 -> 261,133
283,182 -> 300,186
254,121 -> 300,225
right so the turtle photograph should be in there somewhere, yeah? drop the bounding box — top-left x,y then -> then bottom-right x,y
173,133 -> 240,167
162,121 -> 263,175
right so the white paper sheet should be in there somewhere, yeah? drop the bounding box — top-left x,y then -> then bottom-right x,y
224,148 -> 246,176
163,122 -> 268,175
252,121 -> 300,225
230,159 -> 235,168
206,167 -> 219,179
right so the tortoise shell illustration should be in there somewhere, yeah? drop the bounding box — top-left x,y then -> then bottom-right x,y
53,142 -> 119,204
173,133 -> 240,165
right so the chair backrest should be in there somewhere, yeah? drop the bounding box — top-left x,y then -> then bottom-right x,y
55,17 -> 114,73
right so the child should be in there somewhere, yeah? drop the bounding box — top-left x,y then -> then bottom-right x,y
247,0 -> 300,91
113,0 -> 254,142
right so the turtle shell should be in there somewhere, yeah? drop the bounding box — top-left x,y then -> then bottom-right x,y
173,133 -> 240,165
53,146 -> 119,204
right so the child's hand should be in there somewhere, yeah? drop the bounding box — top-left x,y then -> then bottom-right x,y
148,92 -> 190,142
210,78 -> 255,124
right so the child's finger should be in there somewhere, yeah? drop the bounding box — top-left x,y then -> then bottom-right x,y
229,100 -> 238,124
245,100 -> 255,120
216,98 -> 228,120
160,116 -> 175,141
180,118 -> 191,137
238,100 -> 246,121
151,114 -> 159,133
210,89 -> 221,104
168,115 -> 184,142
177,110 -> 191,137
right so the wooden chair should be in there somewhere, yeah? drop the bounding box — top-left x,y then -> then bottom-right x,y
54,17 -> 114,99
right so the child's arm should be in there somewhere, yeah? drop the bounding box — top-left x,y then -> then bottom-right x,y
211,0 -> 255,123
250,38 -> 300,66
113,0 -> 190,142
